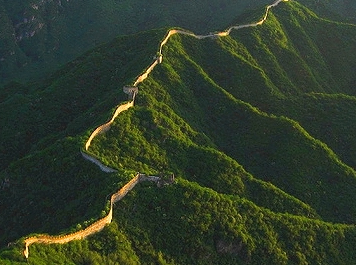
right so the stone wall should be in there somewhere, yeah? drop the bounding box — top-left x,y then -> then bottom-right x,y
22,0 -> 288,258
23,173 -> 160,258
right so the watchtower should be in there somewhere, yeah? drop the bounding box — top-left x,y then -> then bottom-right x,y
123,86 -> 138,101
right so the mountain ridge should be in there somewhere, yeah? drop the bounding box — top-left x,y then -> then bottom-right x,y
1,0 -> 355,86
0,0 -> 273,85
1,0 -> 356,264
21,0 -> 291,258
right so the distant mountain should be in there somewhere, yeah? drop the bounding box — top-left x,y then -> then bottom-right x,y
300,0 -> 356,22
1,0 -> 354,86
1,1 -> 356,264
0,0 -> 272,85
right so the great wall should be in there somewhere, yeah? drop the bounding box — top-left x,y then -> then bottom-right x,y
22,0 -> 289,259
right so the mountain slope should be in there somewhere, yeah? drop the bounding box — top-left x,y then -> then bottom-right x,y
1,0 -> 354,86
299,0 -> 356,23
0,0 -> 273,85
1,1 -> 356,264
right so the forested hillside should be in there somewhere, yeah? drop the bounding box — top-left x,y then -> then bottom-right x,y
1,0 -> 354,86
299,0 -> 356,22
1,0 -> 356,264
0,0 -> 272,85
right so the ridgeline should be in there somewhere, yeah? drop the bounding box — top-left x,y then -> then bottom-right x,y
1,0 -> 356,264
21,0 -> 288,259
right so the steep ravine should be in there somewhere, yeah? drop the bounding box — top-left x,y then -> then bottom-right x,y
21,0 -> 289,259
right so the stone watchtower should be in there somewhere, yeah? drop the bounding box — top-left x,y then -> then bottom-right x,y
123,86 -> 138,101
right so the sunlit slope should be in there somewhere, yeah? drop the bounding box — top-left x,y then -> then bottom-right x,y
0,29 -> 166,247
1,1 -> 356,264
129,33 -> 356,224
88,104 -> 317,216
0,0 -> 272,85
177,2 -> 356,100
0,29 -> 167,172
144,2 -> 356,224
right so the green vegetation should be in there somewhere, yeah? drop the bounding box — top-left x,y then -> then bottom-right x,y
1,1 -> 356,264
0,0 -> 272,85
299,0 -> 356,23
2,0 -> 353,85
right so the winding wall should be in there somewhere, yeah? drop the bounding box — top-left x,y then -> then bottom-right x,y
85,101 -> 135,151
22,0 -> 288,259
23,173 -> 157,258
